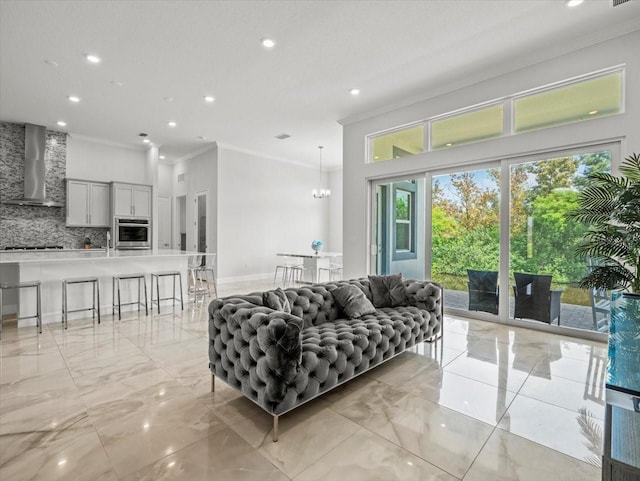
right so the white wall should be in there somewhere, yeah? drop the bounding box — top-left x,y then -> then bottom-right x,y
66,135 -> 147,183
327,169 -> 343,253
172,146 -> 218,257
217,146 -> 328,282
158,163 -> 173,196
342,30 -> 640,279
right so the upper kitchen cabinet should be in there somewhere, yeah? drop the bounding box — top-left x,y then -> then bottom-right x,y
66,179 -> 110,227
112,182 -> 152,218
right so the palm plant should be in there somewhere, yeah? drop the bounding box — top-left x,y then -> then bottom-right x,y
570,152 -> 640,293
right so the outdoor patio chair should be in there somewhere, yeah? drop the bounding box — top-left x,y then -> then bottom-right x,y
512,273 -> 562,325
467,269 -> 499,315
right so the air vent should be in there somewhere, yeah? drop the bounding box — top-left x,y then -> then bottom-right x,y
275,133 -> 291,140
613,0 -> 630,6
177,173 -> 185,183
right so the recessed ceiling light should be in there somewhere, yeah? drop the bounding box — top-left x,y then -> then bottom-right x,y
261,37 -> 276,49
57,121 -> 67,127
167,121 -> 177,128
204,95 -> 215,103
159,155 -> 166,160
588,110 -> 598,115
349,88 -> 360,96
85,54 -> 101,64
566,0 -> 584,6
68,95 -> 81,103
143,138 -> 150,143
446,143 -> 453,147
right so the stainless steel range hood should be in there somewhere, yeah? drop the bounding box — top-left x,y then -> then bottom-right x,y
2,123 -> 63,207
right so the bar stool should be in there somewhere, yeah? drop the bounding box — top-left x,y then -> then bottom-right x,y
150,271 -> 183,314
112,273 -> 148,320
194,254 -> 217,298
62,277 -> 100,329
0,281 -> 42,338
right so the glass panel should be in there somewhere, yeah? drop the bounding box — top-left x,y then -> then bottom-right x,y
509,150 -> 612,332
370,125 -> 424,163
514,72 -> 622,133
373,177 -> 424,278
431,104 -> 504,150
431,168 -> 500,315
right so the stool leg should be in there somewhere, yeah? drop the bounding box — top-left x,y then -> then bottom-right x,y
0,288 -> 3,339
112,277 -> 116,317
92,280 -> 96,321
179,273 -> 183,311
143,275 -> 148,316
96,280 -> 101,323
137,277 -> 141,313
172,275 -> 176,309
63,281 -> 68,329
155,275 -> 160,314
36,284 -> 42,334
117,278 -> 122,320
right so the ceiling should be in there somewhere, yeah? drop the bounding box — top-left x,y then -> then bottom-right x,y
1,0 -> 639,169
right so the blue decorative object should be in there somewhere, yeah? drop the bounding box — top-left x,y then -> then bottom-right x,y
311,240 -> 323,254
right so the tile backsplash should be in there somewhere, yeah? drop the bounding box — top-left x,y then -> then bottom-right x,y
0,121 -> 108,249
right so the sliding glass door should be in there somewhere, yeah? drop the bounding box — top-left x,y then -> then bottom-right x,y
369,143 -> 618,338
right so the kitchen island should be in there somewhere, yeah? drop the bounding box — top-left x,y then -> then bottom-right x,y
0,249 -> 208,326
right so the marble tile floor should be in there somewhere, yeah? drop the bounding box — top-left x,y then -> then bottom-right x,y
0,279 -> 607,480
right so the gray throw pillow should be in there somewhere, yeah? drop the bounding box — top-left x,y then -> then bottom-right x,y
368,274 -> 408,308
331,284 -> 376,319
263,288 -> 292,314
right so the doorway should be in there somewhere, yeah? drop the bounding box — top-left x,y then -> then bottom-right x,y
194,191 -> 208,253
176,195 -> 186,251
157,195 -> 171,249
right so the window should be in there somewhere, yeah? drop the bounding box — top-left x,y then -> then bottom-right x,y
514,71 -> 622,133
370,125 -> 424,163
431,104 -> 504,150
393,182 -> 416,260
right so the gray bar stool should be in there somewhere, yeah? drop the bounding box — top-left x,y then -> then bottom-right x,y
62,277 -> 100,329
112,273 -> 148,320
0,281 -> 42,338
150,271 -> 183,314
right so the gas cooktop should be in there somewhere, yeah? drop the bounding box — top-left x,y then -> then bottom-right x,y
3,245 -> 64,251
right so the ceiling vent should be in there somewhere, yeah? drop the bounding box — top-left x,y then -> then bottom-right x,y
612,0 -> 630,6
177,173 -> 185,183
275,133 -> 291,140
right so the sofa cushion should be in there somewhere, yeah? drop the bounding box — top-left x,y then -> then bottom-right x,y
330,284 -> 376,319
263,288 -> 291,314
368,274 -> 408,308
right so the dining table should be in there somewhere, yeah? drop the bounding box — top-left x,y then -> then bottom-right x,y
276,251 -> 342,284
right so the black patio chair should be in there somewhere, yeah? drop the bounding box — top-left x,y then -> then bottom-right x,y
467,269 -> 499,315
512,273 -> 562,325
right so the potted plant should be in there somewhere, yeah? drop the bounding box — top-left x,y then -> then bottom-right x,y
570,152 -> 640,296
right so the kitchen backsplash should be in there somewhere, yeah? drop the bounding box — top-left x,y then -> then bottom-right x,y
0,121 -> 108,249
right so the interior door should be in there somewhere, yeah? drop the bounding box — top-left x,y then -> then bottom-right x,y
157,195 -> 171,249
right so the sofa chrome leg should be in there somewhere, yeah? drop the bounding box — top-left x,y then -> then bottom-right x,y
211,374 -> 215,393
273,415 -> 279,442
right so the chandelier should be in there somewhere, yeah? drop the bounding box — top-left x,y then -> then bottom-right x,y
312,146 -> 331,199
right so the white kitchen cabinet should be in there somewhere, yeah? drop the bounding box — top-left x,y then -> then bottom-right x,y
66,180 -> 110,227
112,182 -> 152,218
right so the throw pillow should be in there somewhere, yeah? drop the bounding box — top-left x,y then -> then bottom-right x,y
368,273 -> 408,308
331,284 -> 377,319
263,288 -> 292,314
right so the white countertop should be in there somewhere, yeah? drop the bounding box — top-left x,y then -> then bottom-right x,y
0,249 -> 209,264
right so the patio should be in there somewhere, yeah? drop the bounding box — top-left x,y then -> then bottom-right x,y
444,289 -> 605,333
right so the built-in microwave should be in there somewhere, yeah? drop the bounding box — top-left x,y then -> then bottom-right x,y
114,217 -> 151,249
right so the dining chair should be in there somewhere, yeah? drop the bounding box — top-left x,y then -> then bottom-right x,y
467,269 -> 498,315
319,255 -> 343,282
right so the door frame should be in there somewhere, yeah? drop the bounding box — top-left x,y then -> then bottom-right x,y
194,190 -> 209,253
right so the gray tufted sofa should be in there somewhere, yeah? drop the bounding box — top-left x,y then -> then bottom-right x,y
208,277 -> 443,441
